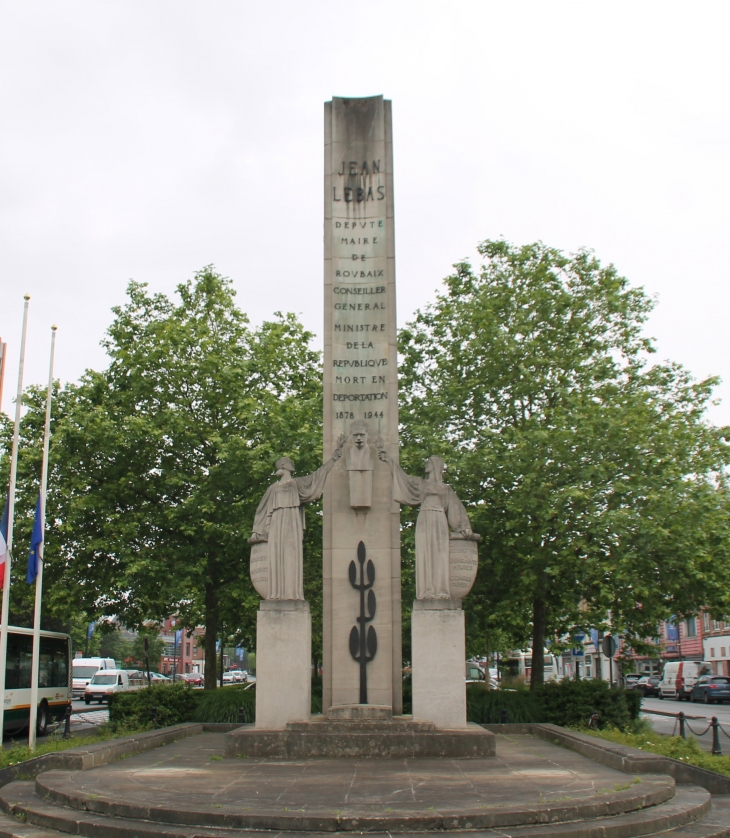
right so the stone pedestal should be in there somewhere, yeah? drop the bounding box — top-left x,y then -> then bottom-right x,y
255,600 -> 311,730
411,599 -> 467,730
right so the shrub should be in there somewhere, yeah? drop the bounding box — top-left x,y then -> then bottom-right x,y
108,682 -> 198,730
194,686 -> 255,724
467,685 -> 542,724
466,680 -> 640,730
532,679 -> 638,729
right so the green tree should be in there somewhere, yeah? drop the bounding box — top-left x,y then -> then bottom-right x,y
398,240 -> 730,685
2,267 -> 323,687
131,629 -> 166,672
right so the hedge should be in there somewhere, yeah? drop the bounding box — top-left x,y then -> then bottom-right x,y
108,683 -> 255,729
110,678 -> 640,732
467,679 -> 641,729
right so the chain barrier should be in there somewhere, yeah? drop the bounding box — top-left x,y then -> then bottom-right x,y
683,720 -> 712,737
643,707 -> 730,755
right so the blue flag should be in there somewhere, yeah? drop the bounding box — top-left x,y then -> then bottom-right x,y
26,494 -> 43,584
86,621 -> 97,640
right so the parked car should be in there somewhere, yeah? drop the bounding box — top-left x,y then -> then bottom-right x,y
148,672 -> 170,683
690,675 -> 730,704
465,662 -> 499,689
624,674 -> 643,690
659,661 -> 712,701
636,675 -> 661,697
178,672 -> 203,686
84,669 -> 145,704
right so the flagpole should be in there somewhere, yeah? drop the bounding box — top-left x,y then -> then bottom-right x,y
0,296 -> 31,743
28,325 -> 57,749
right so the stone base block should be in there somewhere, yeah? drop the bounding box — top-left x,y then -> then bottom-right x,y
225,719 -> 495,759
411,601 -> 467,729
255,600 -> 311,730
327,704 -> 392,721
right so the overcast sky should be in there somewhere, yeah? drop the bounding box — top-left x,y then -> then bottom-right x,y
1,1 -> 729,425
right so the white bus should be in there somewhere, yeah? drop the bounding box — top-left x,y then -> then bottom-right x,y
501,649 -> 560,684
2,626 -> 72,736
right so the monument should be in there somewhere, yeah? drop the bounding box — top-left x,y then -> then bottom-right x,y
231,95 -> 493,756
322,95 -> 402,715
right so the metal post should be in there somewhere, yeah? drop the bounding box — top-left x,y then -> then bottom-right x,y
63,704 -> 72,739
712,717 -> 722,756
172,628 -> 177,683
0,296 -> 31,742
678,711 -> 686,739
29,326 -> 57,750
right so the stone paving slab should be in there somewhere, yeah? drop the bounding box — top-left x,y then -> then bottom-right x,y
26,732 -> 680,832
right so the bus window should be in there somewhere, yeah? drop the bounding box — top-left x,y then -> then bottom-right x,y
5,633 -> 33,689
39,636 -> 69,688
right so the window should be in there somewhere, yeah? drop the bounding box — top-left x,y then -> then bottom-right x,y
186,643 -> 190,657
5,633 -> 32,689
685,618 -> 697,637
91,674 -> 116,685
711,648 -> 716,658
703,613 -> 711,631
722,647 -> 727,657
39,636 -> 69,688
584,655 -> 593,678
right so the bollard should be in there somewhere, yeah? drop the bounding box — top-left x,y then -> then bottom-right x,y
151,707 -> 158,727
238,707 -> 246,724
678,711 -> 686,739
63,704 -> 72,740
500,709 -> 510,724
711,717 -> 722,756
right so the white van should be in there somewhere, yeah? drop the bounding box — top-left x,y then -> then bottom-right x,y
502,650 -> 559,684
84,669 -> 146,704
72,657 -> 116,698
659,661 -> 712,701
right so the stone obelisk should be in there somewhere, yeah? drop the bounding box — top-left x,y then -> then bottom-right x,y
323,96 -> 402,714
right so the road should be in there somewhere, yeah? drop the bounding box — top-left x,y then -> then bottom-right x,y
640,695 -> 730,753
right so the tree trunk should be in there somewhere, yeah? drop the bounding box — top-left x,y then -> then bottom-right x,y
530,594 -> 547,689
204,581 -> 219,690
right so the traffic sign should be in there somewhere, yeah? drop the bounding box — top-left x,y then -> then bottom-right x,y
601,635 -> 617,658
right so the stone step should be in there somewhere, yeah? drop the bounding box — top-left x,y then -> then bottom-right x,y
661,797 -> 730,837
286,718 -> 437,732
472,786 -> 711,837
225,721 -> 495,758
0,776 -> 713,837
0,808 -> 64,838
29,769 -> 676,833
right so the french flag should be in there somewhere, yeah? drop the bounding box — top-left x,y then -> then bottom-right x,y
0,496 -> 8,589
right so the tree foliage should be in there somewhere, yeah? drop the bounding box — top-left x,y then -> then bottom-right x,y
398,240 -> 730,684
1,267 -> 324,686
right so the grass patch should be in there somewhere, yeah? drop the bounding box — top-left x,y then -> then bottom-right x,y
0,727 -> 146,770
578,721 -> 730,778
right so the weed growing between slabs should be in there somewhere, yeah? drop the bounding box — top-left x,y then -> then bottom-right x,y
579,719 -> 730,778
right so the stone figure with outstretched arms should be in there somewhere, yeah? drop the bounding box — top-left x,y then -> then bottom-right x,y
377,446 -> 480,600
249,435 -> 347,600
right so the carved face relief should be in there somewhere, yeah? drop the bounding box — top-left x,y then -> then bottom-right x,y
352,431 -> 368,449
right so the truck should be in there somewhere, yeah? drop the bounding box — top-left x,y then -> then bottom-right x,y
72,657 -> 116,698
659,660 -> 712,701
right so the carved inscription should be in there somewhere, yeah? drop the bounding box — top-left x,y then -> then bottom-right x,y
330,150 -> 390,439
448,539 -> 479,598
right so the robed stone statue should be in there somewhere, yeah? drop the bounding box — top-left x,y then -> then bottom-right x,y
378,450 -> 480,600
249,437 -> 346,600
